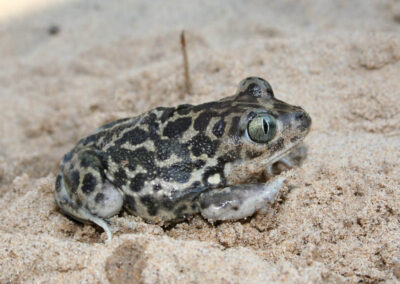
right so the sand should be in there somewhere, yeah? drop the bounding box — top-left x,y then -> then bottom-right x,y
0,0 -> 399,283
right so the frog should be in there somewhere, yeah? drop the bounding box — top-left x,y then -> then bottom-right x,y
55,77 -> 312,240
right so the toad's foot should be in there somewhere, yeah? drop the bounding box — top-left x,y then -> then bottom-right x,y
198,176 -> 285,222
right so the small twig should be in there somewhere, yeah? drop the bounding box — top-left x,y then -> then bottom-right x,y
180,30 -> 192,96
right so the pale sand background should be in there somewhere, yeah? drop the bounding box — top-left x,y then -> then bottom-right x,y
0,0 -> 400,283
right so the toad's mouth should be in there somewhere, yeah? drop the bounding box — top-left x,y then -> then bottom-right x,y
264,141 -> 300,168
225,140 -> 305,186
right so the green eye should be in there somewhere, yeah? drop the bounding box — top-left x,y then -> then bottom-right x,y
247,114 -> 277,143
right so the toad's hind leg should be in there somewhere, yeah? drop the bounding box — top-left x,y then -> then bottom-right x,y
198,176 -> 285,222
55,148 -> 123,241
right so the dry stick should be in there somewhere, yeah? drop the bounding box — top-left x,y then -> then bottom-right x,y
180,31 -> 192,96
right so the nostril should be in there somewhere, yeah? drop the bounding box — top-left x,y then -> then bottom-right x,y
295,112 -> 305,121
295,111 -> 312,130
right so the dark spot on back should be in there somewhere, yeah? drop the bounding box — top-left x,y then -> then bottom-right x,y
80,155 -> 91,168
81,173 -> 98,194
116,127 -> 148,146
155,139 -> 189,161
194,111 -> 217,132
155,139 -> 174,161
99,123 -> 132,147
142,113 -> 157,125
130,173 -> 146,192
160,161 -> 196,183
64,171 -> 79,193
190,134 -> 220,157
176,104 -> 193,115
113,168 -> 128,188
163,117 -> 192,138
132,148 -> 156,171
212,119 -> 226,138
71,170 -> 80,188
159,107 -> 176,123
110,147 -> 155,172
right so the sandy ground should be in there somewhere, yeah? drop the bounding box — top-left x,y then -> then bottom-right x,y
0,0 -> 400,283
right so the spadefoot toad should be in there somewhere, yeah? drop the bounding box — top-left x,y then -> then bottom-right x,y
55,77 -> 311,240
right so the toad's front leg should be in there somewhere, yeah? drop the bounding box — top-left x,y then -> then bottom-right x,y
266,144 -> 308,177
198,176 -> 285,222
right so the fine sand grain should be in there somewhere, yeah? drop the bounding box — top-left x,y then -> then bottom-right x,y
0,1 -> 399,283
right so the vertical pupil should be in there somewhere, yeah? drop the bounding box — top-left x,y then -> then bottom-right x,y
263,118 -> 269,134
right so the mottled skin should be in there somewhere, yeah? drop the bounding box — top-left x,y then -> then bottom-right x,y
55,77 -> 311,240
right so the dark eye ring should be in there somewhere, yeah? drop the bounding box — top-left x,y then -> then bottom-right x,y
247,114 -> 277,143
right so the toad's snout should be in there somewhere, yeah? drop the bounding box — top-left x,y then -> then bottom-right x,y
294,109 -> 312,132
